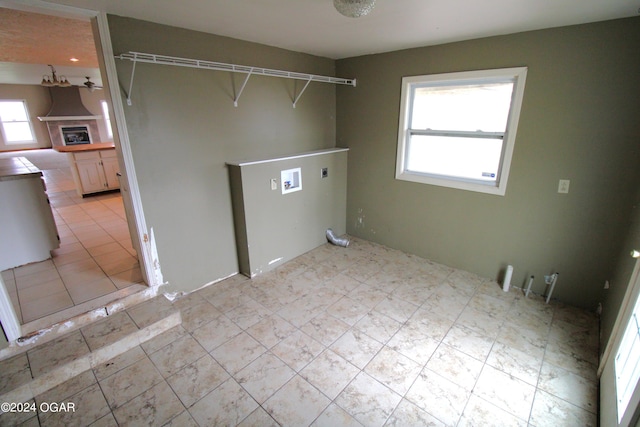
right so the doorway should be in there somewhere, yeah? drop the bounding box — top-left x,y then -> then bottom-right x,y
0,3 -> 149,334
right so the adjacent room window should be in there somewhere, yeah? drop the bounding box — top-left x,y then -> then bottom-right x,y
0,100 -> 36,144
615,294 -> 640,422
101,100 -> 113,139
395,67 -> 527,195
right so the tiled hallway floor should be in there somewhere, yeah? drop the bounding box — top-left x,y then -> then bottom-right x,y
0,150 -> 143,324
0,238 -> 598,426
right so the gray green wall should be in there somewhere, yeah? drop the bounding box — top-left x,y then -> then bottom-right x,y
106,13 -> 640,313
336,17 -> 640,309
600,186 -> 640,354
107,16 -> 337,293
229,149 -> 347,277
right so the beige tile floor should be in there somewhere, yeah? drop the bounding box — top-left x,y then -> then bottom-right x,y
0,150 -> 143,324
0,238 -> 598,426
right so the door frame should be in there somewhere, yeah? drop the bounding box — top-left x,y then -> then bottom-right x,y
92,10 -> 163,288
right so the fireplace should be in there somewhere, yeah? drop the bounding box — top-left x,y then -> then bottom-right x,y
41,119 -> 100,147
60,125 -> 92,145
37,87 -> 102,147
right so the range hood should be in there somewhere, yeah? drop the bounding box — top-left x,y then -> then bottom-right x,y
37,87 -> 101,122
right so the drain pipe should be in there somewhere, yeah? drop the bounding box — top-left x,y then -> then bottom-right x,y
326,229 -> 350,247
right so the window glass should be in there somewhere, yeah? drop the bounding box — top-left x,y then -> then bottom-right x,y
101,100 -> 113,139
411,83 -> 514,132
406,135 -> 503,182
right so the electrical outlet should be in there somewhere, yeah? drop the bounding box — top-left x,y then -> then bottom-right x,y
321,167 -> 328,178
558,179 -> 570,194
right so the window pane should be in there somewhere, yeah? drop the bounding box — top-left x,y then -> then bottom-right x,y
3,122 -> 34,142
411,82 -> 514,132
616,298 -> 640,422
101,101 -> 113,138
0,101 -> 29,121
406,134 -> 502,182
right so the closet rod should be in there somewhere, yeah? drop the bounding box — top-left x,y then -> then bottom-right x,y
115,51 -> 356,106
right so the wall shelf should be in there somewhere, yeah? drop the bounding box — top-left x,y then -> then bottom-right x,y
115,51 -> 357,107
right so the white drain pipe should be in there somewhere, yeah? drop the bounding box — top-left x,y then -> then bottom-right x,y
545,273 -> 559,304
525,275 -> 534,298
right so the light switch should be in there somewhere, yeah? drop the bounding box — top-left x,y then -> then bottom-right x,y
558,179 -> 570,194
270,178 -> 277,190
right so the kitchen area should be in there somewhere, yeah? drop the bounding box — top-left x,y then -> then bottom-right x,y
0,80 -> 142,331
0,6 -> 147,350
39,86 -> 120,197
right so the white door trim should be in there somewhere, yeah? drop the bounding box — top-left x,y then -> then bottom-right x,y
0,275 -> 21,342
93,11 -> 163,289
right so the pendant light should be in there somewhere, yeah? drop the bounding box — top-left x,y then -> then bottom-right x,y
333,0 -> 376,18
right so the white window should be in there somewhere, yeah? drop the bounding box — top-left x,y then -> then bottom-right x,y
615,294 -> 640,422
395,67 -> 527,195
101,100 -> 113,139
0,100 -> 36,145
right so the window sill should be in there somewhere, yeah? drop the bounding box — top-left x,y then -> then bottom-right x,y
395,170 -> 507,196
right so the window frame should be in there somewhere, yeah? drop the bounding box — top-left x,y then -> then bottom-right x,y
615,294 -> 640,423
395,67 -> 528,196
0,99 -> 37,145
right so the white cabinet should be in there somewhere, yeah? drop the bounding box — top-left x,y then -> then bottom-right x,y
70,149 -> 120,196
0,158 -> 59,271
102,156 -> 121,190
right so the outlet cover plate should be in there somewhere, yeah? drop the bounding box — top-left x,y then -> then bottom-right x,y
558,179 -> 570,194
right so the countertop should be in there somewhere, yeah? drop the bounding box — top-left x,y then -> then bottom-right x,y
53,142 -> 116,153
0,157 -> 42,182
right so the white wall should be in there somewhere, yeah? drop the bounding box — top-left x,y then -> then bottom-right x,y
0,84 -> 51,151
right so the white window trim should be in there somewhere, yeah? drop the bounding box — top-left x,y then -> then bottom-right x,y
395,67 -> 528,196
0,99 -> 37,145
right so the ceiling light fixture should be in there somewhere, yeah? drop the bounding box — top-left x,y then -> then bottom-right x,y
333,0 -> 376,18
41,64 -> 71,87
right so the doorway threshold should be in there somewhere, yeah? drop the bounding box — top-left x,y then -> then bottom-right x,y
0,285 -> 159,361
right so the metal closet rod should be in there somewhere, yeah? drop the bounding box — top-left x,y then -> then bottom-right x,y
115,51 -> 357,108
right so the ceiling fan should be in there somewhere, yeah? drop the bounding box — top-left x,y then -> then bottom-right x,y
82,76 -> 103,91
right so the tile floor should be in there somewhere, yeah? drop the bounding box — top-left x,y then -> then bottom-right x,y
0,238 -> 598,426
0,150 -> 143,324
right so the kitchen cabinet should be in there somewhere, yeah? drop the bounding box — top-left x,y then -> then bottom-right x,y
75,152 -> 109,194
101,154 -> 121,190
56,144 -> 120,196
0,157 -> 59,270
72,150 -> 120,196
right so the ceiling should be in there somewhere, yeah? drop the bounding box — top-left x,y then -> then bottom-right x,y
0,0 -> 638,85
0,6 -> 100,86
